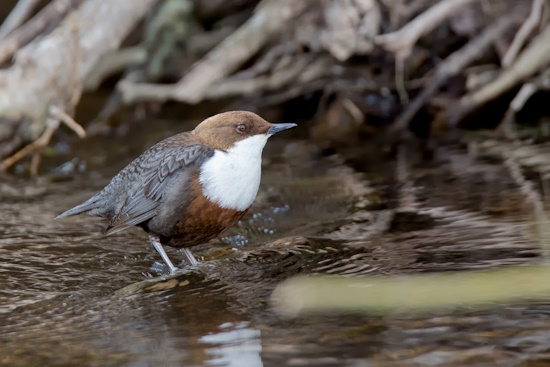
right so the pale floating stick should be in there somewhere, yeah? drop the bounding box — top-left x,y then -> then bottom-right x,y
272,265 -> 550,317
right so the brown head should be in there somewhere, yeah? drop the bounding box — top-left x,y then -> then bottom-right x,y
192,111 -> 296,151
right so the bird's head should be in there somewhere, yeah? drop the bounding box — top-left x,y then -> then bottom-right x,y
193,111 -> 296,153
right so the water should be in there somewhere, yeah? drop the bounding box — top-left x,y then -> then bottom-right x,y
1,118 -> 550,366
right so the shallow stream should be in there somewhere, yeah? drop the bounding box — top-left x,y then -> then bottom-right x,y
1,116 -> 549,366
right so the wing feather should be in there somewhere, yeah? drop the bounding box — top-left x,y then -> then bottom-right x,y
104,144 -> 213,234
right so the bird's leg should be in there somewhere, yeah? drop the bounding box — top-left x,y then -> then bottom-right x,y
181,247 -> 198,266
149,235 -> 178,272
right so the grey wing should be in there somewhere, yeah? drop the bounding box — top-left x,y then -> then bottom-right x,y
104,144 -> 213,235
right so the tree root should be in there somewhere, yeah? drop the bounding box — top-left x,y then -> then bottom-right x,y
498,71 -> 550,138
1,0 -> 547,158
171,0 -> 309,104
391,10 -> 522,132
0,0 -> 158,167
0,0 -> 82,66
0,0 -> 41,40
119,55 -> 331,103
119,0 -> 308,103
375,0 -> 475,59
84,47 -> 147,91
502,0 -> 545,67
454,23 -> 550,122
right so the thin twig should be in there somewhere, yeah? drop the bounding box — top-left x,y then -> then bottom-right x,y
84,47 -> 147,91
502,0 -> 545,67
341,98 -> 364,124
0,0 -> 41,40
172,0 -> 309,103
1,106 -> 85,173
456,23 -> 550,121
2,118 -> 59,172
375,0 -> 475,59
0,0 -> 81,65
120,56 -> 331,103
498,71 -> 550,137
395,0 -> 436,24
391,11 -> 521,132
49,105 -> 86,138
395,57 -> 409,104
30,118 -> 59,176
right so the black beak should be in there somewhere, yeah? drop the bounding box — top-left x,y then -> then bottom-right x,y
268,123 -> 297,134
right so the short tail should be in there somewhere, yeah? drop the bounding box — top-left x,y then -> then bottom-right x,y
55,197 -> 100,219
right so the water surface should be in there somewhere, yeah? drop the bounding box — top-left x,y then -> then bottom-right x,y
1,120 -> 549,366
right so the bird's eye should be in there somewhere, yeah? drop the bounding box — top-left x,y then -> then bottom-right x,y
236,124 -> 247,134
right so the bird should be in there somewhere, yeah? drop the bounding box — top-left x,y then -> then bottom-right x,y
56,111 -> 296,272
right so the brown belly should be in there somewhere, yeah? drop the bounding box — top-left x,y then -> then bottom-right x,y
143,173 -> 249,248
166,192 -> 247,248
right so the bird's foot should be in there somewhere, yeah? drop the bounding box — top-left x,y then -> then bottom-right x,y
149,235 -> 179,273
181,247 -> 198,266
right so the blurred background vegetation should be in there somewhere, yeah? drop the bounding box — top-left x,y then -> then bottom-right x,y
0,0 -> 549,175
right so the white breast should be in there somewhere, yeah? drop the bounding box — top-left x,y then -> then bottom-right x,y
199,134 -> 269,211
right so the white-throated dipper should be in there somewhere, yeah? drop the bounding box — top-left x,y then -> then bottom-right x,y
56,111 -> 296,272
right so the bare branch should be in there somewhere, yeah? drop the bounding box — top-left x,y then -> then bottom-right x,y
84,47 -> 147,91
119,56 -> 331,103
0,0 -> 41,40
391,11 -> 521,132
2,104 -> 86,173
1,118 -> 59,173
0,0 -> 82,65
49,105 -> 86,138
457,23 -> 550,119
172,0 -> 309,104
498,71 -> 550,137
375,0 -> 476,59
502,0 -> 545,67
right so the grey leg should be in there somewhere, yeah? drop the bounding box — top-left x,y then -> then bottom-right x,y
181,247 -> 198,266
149,235 -> 178,272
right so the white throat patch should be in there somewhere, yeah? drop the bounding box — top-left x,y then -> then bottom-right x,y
199,134 -> 269,211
